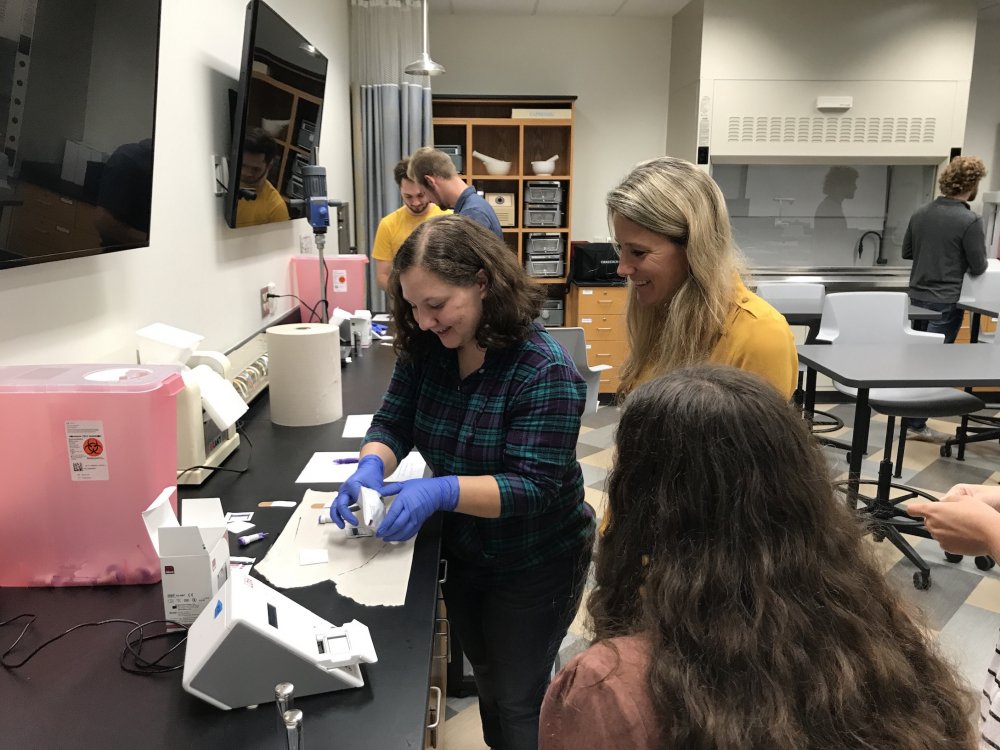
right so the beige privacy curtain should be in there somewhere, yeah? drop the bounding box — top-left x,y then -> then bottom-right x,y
350,0 -> 433,311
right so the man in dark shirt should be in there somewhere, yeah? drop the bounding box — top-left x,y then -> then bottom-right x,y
902,155 -> 989,441
407,146 -> 503,238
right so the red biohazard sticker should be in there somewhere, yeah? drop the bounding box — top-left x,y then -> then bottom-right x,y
83,437 -> 104,457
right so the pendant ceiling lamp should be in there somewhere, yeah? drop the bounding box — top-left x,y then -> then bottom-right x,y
404,0 -> 444,76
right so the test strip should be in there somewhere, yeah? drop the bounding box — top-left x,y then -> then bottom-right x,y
258,501 -> 297,508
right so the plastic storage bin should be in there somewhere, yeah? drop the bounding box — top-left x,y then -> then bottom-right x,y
524,204 -> 563,227
290,255 -> 369,322
0,364 -> 183,587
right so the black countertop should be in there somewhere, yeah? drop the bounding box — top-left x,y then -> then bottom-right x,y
2,344 -> 443,749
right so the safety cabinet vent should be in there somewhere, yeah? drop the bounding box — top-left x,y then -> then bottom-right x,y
726,115 -> 937,144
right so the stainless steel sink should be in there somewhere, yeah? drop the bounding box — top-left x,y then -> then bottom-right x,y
750,267 -> 910,292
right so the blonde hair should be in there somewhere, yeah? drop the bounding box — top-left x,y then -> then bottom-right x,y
607,156 -> 744,396
938,155 -> 987,198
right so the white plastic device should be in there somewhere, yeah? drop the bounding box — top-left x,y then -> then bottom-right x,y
183,572 -> 377,710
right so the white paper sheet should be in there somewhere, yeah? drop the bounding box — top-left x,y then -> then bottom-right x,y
295,452 -> 361,483
226,520 -> 255,534
342,414 -> 374,438
254,487 -> 420,606
385,452 -> 427,483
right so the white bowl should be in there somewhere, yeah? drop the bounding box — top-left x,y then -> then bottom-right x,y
531,159 -> 556,175
483,160 -> 512,175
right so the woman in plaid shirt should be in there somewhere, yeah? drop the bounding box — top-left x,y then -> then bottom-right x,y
329,215 -> 595,750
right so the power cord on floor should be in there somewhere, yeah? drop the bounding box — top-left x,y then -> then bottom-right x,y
1,612 -> 188,675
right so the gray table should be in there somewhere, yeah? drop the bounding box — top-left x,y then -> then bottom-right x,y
797,343 -> 1000,489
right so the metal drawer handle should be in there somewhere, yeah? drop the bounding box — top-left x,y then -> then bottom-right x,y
438,558 -> 448,585
595,353 -> 611,358
596,327 -> 612,332
597,299 -> 614,304
427,686 -> 442,730
435,617 -> 450,662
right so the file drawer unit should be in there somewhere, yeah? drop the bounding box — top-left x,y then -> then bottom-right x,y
566,285 -> 629,394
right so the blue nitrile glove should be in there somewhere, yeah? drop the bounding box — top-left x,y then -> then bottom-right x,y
376,476 -> 459,543
330,455 -> 385,528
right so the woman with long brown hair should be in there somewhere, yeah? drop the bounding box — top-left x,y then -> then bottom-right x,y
540,365 -> 975,749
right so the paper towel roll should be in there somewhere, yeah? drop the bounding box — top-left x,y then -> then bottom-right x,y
266,323 -> 342,427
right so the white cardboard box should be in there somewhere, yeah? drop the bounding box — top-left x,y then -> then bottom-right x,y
143,488 -> 230,629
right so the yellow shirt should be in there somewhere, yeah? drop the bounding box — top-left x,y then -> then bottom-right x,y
371,204 -> 447,262
235,179 -> 289,228
633,282 -> 798,400
707,282 -> 798,400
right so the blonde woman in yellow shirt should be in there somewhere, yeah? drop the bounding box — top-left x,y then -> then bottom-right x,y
607,156 -> 797,400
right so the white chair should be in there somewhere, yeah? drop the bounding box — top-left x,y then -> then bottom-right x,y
942,261 -> 1000,463
958,257 -> 1000,312
754,281 -> 825,318
547,327 -> 611,415
755,281 -> 844,435
818,292 -> 985,589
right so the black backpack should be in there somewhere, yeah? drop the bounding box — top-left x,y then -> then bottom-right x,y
570,242 -> 625,286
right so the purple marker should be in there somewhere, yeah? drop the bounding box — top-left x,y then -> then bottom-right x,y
238,531 -> 269,547
333,457 -> 360,465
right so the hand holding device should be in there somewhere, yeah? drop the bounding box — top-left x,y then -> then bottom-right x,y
329,455 -> 385,528
376,476 -> 459,543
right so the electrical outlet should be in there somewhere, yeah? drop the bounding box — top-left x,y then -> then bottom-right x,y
259,285 -> 270,319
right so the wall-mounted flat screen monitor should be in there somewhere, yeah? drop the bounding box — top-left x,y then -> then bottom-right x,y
0,0 -> 161,271
225,0 -> 327,229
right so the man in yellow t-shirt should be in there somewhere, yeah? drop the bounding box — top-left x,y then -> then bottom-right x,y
236,127 -> 290,228
372,158 -> 447,291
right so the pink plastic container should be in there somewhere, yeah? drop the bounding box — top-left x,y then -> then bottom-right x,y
290,255 -> 369,322
0,364 -> 183,587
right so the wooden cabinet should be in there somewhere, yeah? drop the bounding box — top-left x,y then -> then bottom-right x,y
425,587 -> 449,748
566,285 -> 629,394
432,95 -> 575,284
9,182 -> 100,258
247,70 -> 322,198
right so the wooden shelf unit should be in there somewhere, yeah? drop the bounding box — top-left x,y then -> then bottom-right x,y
432,96 -> 575,284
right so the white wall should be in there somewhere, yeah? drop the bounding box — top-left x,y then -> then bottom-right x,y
428,14 -> 671,243
0,0 -> 352,366
966,18 -> 1000,195
701,0 -> 977,82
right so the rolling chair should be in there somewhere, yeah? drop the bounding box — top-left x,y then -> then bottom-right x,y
941,259 -> 1000,461
547,327 -> 612,415
818,292 -> 986,589
754,281 -> 844,436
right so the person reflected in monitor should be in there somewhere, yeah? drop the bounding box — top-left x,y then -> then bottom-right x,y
95,138 -> 153,247
235,127 -> 289,227
812,166 -> 858,253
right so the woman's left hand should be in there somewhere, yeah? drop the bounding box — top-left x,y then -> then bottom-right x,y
377,476 -> 460,542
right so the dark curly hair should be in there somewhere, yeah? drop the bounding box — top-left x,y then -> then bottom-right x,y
590,365 -> 976,748
388,215 -> 545,360
939,155 -> 987,198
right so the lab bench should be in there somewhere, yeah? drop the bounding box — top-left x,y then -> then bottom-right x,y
2,344 -> 445,749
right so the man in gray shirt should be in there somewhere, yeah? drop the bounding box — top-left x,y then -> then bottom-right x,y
902,155 -> 989,440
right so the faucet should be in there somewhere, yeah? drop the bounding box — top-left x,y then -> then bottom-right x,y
856,230 -> 886,266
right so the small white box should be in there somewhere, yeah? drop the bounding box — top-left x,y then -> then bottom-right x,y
486,193 -> 516,227
143,489 -> 230,629
352,309 -> 372,347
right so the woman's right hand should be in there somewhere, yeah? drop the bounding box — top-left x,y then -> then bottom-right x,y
329,454 -> 386,528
